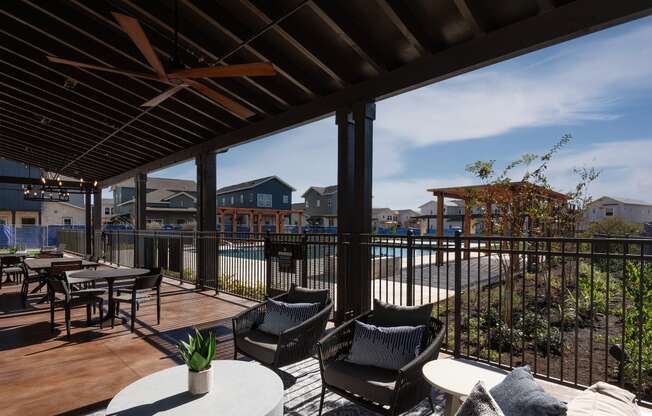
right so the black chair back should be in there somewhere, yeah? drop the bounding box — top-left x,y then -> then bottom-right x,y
1,255 -> 22,266
133,274 -> 162,291
50,260 -> 82,279
38,252 -> 63,259
47,276 -> 71,298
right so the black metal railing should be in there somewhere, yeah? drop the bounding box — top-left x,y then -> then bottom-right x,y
56,228 -> 86,255
98,229 -> 651,404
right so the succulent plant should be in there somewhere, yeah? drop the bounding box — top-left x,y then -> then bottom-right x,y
177,328 -> 216,372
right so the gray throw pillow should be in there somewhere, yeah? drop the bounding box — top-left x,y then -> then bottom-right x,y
346,320 -> 426,370
455,381 -> 505,416
287,284 -> 329,305
371,298 -> 433,327
258,298 -> 321,336
490,366 -> 567,416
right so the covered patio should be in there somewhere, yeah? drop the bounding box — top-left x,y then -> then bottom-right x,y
1,1 -> 652,415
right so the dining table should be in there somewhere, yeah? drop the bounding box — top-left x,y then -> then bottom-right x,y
68,267 -> 150,321
24,257 -> 99,303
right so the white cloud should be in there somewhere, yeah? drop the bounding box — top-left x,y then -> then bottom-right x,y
376,24 -> 652,146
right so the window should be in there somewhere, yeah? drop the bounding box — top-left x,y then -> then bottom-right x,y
328,199 -> 332,208
62,217 -> 72,225
257,193 -> 272,208
240,194 -> 244,204
230,196 -> 235,205
249,193 -> 254,203
21,217 -> 36,225
316,199 -> 321,208
306,200 -> 310,208
282,194 -> 289,204
221,197 -> 226,205
110,207 -> 114,214
104,207 -> 110,215
605,207 -> 614,217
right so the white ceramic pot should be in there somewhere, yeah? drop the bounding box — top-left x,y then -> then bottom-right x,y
188,366 -> 213,395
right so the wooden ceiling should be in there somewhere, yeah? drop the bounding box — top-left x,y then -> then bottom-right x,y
1,0 -> 651,184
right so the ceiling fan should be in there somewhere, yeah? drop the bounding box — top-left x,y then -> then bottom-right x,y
47,12 -> 277,118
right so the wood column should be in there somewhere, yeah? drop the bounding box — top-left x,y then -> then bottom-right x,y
257,214 -> 262,234
196,152 -> 217,289
92,187 -> 102,258
463,204 -> 471,259
436,192 -> 444,265
84,190 -> 92,257
336,101 -> 375,318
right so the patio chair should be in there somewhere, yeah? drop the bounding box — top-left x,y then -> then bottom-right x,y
47,276 -> 104,340
0,255 -> 24,289
232,284 -> 333,368
111,273 -> 162,332
20,262 -> 46,307
316,307 -> 445,416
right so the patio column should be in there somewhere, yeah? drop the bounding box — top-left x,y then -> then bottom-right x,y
92,187 -> 102,259
436,192 -> 444,265
463,204 -> 471,259
196,152 -> 217,290
336,101 -> 375,319
84,190 -> 92,257
134,172 -> 146,267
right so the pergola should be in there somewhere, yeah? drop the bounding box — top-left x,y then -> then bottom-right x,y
1,0 -> 650,315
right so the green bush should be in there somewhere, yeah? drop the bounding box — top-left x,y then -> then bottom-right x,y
218,275 -> 266,300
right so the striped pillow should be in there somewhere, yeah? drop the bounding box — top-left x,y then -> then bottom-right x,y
346,320 -> 426,370
258,298 -> 321,336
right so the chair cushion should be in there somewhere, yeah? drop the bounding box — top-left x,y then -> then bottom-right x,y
113,291 -> 155,303
346,320 -> 426,370
567,382 -> 640,416
323,360 -> 397,406
236,329 -> 278,365
2,267 -> 23,274
370,299 -> 433,327
455,381 -> 505,416
258,298 -> 320,336
287,284 -> 329,305
490,366 -> 567,416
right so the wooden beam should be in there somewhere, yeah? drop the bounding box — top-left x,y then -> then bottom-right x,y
453,0 -> 484,36
239,0 -> 347,88
376,0 -> 427,54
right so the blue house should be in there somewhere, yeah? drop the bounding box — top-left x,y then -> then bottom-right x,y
217,176 -> 294,211
217,176 -> 296,232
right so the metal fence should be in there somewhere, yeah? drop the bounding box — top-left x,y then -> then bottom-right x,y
96,229 -> 651,404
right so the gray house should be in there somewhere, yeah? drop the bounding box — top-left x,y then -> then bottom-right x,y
302,185 -> 338,227
112,177 -> 198,228
0,160 -> 42,226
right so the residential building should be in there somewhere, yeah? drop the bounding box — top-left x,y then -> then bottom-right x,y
0,160 -> 42,226
582,196 -> 652,226
416,200 -> 466,234
101,198 -> 114,224
396,209 -> 420,229
217,176 -> 297,231
112,177 -> 197,228
372,208 -> 399,228
302,185 -> 338,227
40,196 -> 85,225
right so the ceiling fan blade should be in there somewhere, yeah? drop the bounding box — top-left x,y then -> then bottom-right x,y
184,79 -> 255,119
168,63 -> 277,80
112,12 -> 168,80
141,84 -> 188,107
47,56 -> 163,82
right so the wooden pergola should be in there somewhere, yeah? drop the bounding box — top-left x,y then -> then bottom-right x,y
218,207 -> 304,235
427,182 -> 570,262
1,0 -> 650,316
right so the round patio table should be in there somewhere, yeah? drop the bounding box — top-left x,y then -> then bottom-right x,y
106,360 -> 284,416
68,267 -> 150,320
422,358 -> 507,416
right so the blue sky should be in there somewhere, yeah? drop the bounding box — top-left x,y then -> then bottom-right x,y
133,15 -> 652,210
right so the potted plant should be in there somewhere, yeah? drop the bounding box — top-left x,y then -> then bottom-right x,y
177,328 -> 216,395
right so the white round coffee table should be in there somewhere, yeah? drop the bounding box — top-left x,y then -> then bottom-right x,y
106,360 -> 284,415
422,358 -> 507,416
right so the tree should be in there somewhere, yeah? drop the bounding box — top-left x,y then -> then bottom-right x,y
586,217 -> 643,237
464,135 -> 599,322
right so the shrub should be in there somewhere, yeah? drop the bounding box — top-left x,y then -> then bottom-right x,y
177,328 -> 216,372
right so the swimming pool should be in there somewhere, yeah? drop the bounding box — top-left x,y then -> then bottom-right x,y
219,245 -> 441,260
